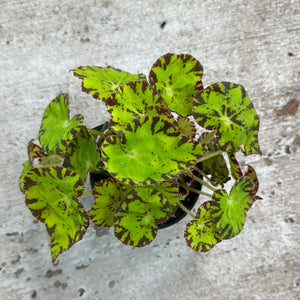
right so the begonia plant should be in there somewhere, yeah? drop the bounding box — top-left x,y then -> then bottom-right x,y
19,53 -> 262,263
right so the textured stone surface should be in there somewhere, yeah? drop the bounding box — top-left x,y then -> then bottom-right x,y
1,0 -> 299,299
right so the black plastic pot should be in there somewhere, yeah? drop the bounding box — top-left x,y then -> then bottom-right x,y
89,163 -> 202,229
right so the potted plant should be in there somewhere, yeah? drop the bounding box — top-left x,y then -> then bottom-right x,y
19,53 -> 262,263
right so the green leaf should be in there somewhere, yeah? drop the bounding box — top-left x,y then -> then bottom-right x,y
228,155 -> 261,201
149,53 -> 203,116
19,161 -> 32,193
200,133 -> 230,186
210,177 -> 254,239
91,122 -> 110,146
39,94 -> 84,154
228,153 -> 243,181
23,166 -> 88,263
184,201 -> 222,252
202,155 -> 230,186
89,178 -> 129,227
244,165 -> 263,205
113,185 -> 172,247
38,155 -> 64,166
101,116 -> 204,185
244,165 -> 259,196
198,130 -> 216,145
106,80 -> 172,131
27,139 -> 46,162
176,116 -> 196,139
227,156 -> 262,205
27,139 -> 64,167
63,126 -> 102,181
73,66 -> 146,100
146,181 -> 185,206
192,82 -> 261,155
20,139 -> 64,193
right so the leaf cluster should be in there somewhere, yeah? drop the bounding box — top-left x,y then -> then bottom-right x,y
20,53 -> 262,262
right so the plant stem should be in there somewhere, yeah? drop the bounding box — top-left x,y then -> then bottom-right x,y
88,128 -> 105,137
196,150 -> 223,163
199,190 -> 213,197
194,168 -> 218,187
180,183 -> 212,197
80,191 -> 93,197
193,175 -> 216,192
104,129 -> 114,136
194,166 -> 210,181
177,201 -> 196,219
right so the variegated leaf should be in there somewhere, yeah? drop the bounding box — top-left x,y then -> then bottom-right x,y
200,132 -> 230,186
106,80 -> 172,131
89,178 -> 129,227
113,185 -> 172,247
39,94 -> 83,154
149,53 -> 203,116
23,166 -> 88,263
27,139 -> 46,163
74,66 -> 146,100
63,126 -> 102,181
193,82 -> 261,155
184,201 -> 222,252
101,116 -> 204,185
176,116 -> 196,139
210,177 -> 254,239
228,153 -> 243,181
19,161 -> 32,193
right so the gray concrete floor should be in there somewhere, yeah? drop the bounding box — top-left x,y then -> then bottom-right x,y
1,0 -> 299,299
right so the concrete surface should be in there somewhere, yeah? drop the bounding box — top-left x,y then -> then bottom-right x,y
1,0 -> 299,299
